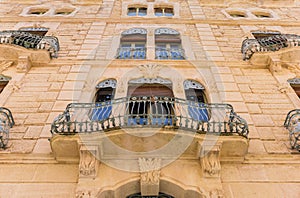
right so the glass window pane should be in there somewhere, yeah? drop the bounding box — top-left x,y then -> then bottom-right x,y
138,8 -> 147,16
127,8 -> 137,16
164,8 -> 174,16
155,8 -> 163,16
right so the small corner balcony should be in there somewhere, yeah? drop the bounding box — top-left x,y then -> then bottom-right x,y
0,107 -> 15,148
155,48 -> 185,60
284,109 -> 300,152
51,96 -> 248,137
241,33 -> 300,61
0,30 -> 60,58
116,47 -> 146,59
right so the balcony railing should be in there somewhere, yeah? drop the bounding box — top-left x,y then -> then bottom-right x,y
0,107 -> 14,148
0,31 -> 60,58
155,48 -> 185,60
51,96 -> 248,137
116,47 -> 146,59
241,34 -> 300,60
284,109 -> 300,151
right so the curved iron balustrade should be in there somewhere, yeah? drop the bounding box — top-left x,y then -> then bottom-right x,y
116,47 -> 146,59
0,31 -> 60,58
0,107 -> 14,148
284,109 -> 300,151
155,47 -> 185,60
51,97 -> 248,137
241,34 -> 300,60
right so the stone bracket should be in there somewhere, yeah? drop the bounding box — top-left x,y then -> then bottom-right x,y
16,55 -> 31,73
138,157 -> 161,196
79,144 -> 100,178
199,142 -> 222,178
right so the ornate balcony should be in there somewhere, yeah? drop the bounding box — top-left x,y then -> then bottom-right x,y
0,30 -> 60,58
0,107 -> 14,148
51,96 -> 248,138
284,109 -> 300,151
155,48 -> 185,60
241,33 -> 300,60
116,47 -> 146,59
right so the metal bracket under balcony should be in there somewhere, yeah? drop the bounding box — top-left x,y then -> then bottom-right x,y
0,107 -> 15,148
284,109 -> 300,151
51,96 -> 248,138
155,48 -> 185,60
0,30 -> 60,58
241,34 -> 300,61
116,47 -> 146,59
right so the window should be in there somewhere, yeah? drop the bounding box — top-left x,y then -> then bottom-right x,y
117,28 -> 147,59
95,79 -> 116,102
227,11 -> 247,18
127,7 -> 147,16
155,28 -> 185,60
127,192 -> 174,198
28,8 -> 49,15
251,30 -> 281,40
90,79 -> 116,121
127,78 -> 174,126
253,11 -> 272,18
55,8 -> 75,15
154,7 -> 174,17
184,80 -> 208,122
0,74 -> 11,94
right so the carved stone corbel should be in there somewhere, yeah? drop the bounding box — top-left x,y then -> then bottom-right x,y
16,55 -> 31,73
79,144 -> 99,178
138,157 -> 161,196
269,55 -> 282,74
199,142 -> 222,178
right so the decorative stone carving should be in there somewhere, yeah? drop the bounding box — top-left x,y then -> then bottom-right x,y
79,145 -> 99,178
128,77 -> 171,85
138,64 -> 162,79
138,157 -> 161,196
122,28 -> 147,36
155,28 -> 179,35
199,143 -> 222,178
0,61 -> 13,73
95,79 -> 117,89
184,79 -> 205,90
16,56 -> 31,73
76,189 -> 92,198
209,189 -> 224,198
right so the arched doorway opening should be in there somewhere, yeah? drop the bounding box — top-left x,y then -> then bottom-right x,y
126,78 -> 174,126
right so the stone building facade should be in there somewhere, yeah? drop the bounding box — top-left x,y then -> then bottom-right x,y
0,0 -> 300,197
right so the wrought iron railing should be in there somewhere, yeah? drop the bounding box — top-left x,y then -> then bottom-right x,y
0,107 -> 14,148
0,31 -> 59,58
116,47 -> 146,59
241,34 -> 300,60
51,96 -> 248,137
284,109 -> 300,151
155,47 -> 185,60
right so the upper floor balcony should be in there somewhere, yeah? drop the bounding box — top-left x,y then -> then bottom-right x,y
51,96 -> 248,137
0,107 -> 14,148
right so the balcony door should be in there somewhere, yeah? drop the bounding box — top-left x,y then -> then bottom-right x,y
127,79 -> 174,125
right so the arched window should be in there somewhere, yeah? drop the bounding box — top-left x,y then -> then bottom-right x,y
90,79 -> 116,122
127,192 -> 174,198
184,80 -> 208,122
95,79 -> 117,102
155,28 -> 185,60
116,28 -> 147,59
0,74 -> 11,94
